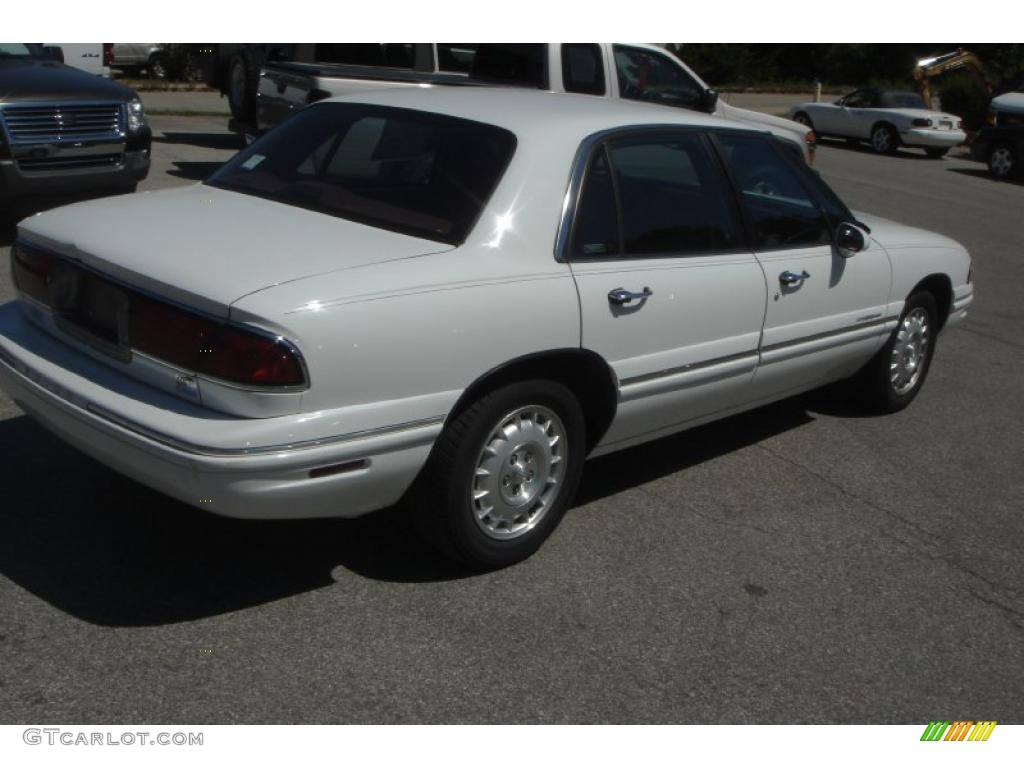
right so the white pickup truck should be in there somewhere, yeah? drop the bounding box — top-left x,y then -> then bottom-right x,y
253,43 -> 817,163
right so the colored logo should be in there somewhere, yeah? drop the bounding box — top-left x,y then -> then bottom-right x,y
920,721 -> 997,741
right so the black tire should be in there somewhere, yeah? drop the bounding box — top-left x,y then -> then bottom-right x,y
227,49 -> 263,122
854,292 -> 939,413
925,147 -> 949,159
870,123 -> 899,155
410,380 -> 586,569
148,53 -> 166,80
988,143 -> 1016,179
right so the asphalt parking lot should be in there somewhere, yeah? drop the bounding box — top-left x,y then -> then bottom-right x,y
0,114 -> 1021,724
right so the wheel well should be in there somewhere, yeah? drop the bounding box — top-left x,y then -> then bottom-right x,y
446,350 -> 618,452
872,120 -> 898,136
910,274 -> 953,329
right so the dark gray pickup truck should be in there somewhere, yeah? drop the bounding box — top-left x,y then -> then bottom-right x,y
0,43 -> 151,212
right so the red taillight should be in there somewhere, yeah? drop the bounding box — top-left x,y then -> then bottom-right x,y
129,296 -> 305,388
11,242 -> 52,304
103,43 -> 114,67
203,325 -> 305,386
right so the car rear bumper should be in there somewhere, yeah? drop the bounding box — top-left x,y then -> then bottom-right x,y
0,301 -> 438,520
899,128 -> 966,148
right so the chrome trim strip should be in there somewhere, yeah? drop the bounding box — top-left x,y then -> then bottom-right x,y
619,349 -> 757,387
760,318 -> 890,353
85,403 -> 445,457
0,342 -> 442,458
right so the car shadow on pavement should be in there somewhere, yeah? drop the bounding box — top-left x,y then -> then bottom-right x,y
167,161 -> 227,181
947,167 -> 1024,186
815,137 -> 944,160
0,391 -> 833,627
153,132 -> 244,151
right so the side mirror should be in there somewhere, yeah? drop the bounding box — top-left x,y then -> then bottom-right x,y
703,88 -> 719,114
836,222 -> 867,258
43,46 -> 64,63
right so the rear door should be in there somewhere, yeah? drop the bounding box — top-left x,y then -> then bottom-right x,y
566,130 -> 767,450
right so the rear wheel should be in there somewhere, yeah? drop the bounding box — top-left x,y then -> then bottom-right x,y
410,380 -> 586,569
925,147 -> 949,159
988,144 -> 1016,179
148,53 -> 166,80
854,292 -> 938,413
871,124 -> 899,154
227,49 -> 263,122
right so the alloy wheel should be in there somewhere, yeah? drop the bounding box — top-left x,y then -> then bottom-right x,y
470,405 -> 567,541
890,307 -> 931,395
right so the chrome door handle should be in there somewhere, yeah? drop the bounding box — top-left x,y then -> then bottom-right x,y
779,270 -> 810,286
608,287 -> 653,306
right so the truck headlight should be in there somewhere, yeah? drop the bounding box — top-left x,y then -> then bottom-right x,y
126,98 -> 148,132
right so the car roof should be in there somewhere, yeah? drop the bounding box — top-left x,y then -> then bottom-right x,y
322,86 -> 758,141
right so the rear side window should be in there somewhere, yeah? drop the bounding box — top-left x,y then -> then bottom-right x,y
470,44 -> 547,88
562,44 -> 605,96
612,45 -> 705,111
571,133 -> 741,258
437,43 -> 477,73
715,132 -> 831,250
207,103 -> 516,245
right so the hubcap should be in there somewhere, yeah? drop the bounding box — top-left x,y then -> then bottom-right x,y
873,128 -> 891,152
990,148 -> 1013,176
890,307 -> 930,395
470,405 -> 567,541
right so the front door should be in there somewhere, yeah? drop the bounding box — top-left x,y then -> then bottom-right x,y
712,131 -> 892,402
566,131 -> 768,451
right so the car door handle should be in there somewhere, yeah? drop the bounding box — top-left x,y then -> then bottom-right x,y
608,287 -> 653,305
779,270 -> 810,286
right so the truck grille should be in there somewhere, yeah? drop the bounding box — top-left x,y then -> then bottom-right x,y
0,102 -> 125,144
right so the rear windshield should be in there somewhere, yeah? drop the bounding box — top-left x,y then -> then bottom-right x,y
207,103 -> 517,244
879,91 -> 927,109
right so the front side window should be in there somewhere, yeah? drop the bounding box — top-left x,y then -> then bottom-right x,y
715,133 -> 831,250
562,44 -> 605,96
207,103 -> 516,244
612,45 -> 705,111
571,133 -> 740,258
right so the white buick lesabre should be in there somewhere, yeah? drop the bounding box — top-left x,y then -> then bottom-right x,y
790,88 -> 966,157
0,89 -> 974,568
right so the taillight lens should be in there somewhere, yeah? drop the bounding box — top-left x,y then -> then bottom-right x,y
103,43 -> 114,67
11,242 -> 52,304
912,118 -> 933,127
129,296 -> 305,388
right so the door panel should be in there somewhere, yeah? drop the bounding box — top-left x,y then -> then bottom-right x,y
566,132 -> 767,449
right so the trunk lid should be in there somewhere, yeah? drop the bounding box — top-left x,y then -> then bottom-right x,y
18,184 -> 453,317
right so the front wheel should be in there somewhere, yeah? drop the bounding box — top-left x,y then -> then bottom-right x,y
854,292 -> 938,413
925,147 -> 949,159
410,380 -> 586,569
871,124 -> 899,154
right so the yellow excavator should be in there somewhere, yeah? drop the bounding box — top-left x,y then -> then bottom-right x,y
912,49 -> 993,110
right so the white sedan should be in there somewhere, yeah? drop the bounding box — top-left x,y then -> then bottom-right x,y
0,89 -> 974,568
789,88 -> 966,157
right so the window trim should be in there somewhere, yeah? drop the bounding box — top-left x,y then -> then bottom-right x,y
561,43 -> 606,96
557,126 -> 750,263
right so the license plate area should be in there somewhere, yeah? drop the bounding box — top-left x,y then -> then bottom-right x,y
50,262 -> 132,362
